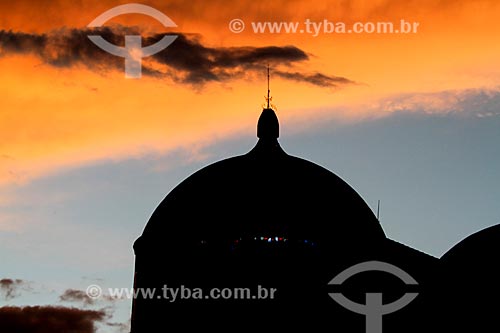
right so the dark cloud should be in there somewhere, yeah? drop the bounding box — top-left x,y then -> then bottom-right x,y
59,289 -> 95,306
0,279 -> 26,300
0,27 -> 134,70
0,27 -> 354,88
274,70 -> 355,88
0,306 -> 105,333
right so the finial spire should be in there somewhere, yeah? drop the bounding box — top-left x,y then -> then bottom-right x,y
267,64 -> 270,109
257,64 -> 279,140
263,64 -> 276,110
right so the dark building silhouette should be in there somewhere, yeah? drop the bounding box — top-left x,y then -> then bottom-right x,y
432,224 -> 500,332
131,101 -> 499,331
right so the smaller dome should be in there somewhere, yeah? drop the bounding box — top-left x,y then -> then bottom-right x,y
442,224 -> 500,263
435,224 -> 500,332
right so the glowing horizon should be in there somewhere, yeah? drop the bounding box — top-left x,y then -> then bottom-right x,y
1,0 -> 499,185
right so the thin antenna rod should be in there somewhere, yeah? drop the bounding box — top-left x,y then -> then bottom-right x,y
377,200 -> 380,220
267,64 -> 270,109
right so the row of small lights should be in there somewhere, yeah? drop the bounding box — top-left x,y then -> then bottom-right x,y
200,237 -> 316,246
231,237 -> 287,244
252,236 -> 288,242
234,237 -> 316,246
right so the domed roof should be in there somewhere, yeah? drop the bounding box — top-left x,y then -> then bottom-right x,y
441,224 -> 500,264
436,225 -> 500,332
134,109 -> 385,255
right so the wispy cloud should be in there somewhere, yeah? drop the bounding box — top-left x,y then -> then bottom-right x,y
106,320 -> 130,333
59,288 -> 118,306
374,88 -> 500,117
0,27 -> 355,88
0,278 -> 30,300
59,289 -> 96,306
274,70 -> 355,88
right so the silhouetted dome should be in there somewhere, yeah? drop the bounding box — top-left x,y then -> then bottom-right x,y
434,224 -> 500,332
134,109 -> 385,256
131,108 -> 440,333
441,224 -> 500,263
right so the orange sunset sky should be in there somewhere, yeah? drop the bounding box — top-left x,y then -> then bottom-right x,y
2,1 -> 500,332
1,0 -> 499,186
